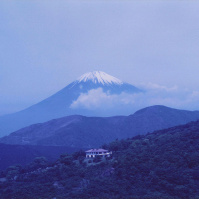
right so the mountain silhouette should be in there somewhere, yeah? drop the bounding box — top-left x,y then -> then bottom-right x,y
0,71 -> 142,137
1,105 -> 199,148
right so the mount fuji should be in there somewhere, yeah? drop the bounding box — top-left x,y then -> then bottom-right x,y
0,71 -> 142,136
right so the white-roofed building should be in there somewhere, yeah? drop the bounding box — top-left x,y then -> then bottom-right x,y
85,148 -> 112,158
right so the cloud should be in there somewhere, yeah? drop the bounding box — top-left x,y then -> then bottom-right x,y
70,88 -> 115,110
142,82 -> 178,92
70,84 -> 199,113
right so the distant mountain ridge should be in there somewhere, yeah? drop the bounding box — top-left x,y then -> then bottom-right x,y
0,71 -> 142,137
1,105 -> 199,148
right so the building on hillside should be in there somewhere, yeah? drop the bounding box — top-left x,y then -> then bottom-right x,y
85,149 -> 112,158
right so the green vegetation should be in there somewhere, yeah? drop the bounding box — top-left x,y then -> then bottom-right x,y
0,121 -> 199,198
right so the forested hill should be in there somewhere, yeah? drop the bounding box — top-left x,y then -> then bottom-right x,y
0,144 -> 83,171
0,120 -> 199,199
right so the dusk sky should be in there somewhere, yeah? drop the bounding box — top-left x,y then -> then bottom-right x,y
1,1 -> 199,116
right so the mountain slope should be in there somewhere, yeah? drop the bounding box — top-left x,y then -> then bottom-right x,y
1,120 -> 199,198
0,144 -> 83,171
1,105 -> 199,148
0,71 -> 142,137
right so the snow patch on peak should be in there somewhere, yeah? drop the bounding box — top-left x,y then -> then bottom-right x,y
77,71 -> 123,85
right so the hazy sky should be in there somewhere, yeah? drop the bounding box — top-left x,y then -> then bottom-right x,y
1,1 -> 199,115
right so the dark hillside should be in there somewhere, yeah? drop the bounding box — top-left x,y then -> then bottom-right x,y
0,144 -> 83,171
0,120 -> 199,198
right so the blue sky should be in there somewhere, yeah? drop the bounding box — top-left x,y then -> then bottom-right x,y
1,1 -> 199,115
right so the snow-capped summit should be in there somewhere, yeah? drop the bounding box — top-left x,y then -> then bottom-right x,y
70,71 -> 142,95
77,71 -> 123,85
